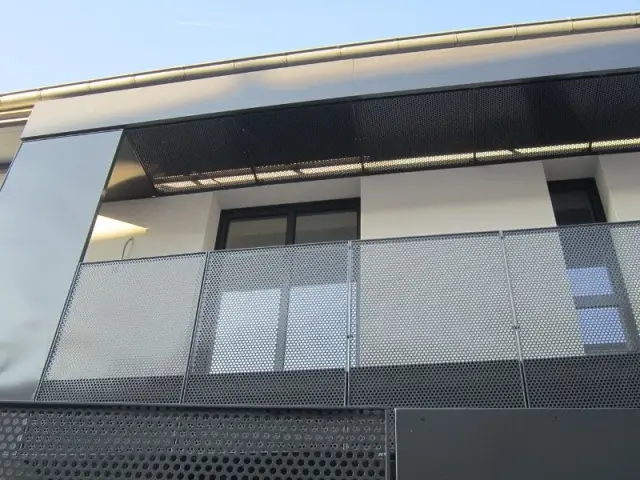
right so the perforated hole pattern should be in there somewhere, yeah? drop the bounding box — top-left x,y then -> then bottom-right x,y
184,243 -> 349,406
125,72 -> 640,196
349,233 -> 524,410
504,223 -> 640,407
0,404 -> 386,480
37,254 -> 207,403
35,223 -> 640,416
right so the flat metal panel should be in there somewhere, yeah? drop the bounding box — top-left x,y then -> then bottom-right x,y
0,403 -> 386,480
396,408 -> 640,480
22,30 -> 640,139
183,243 -> 349,406
37,254 -> 207,403
0,131 -> 122,400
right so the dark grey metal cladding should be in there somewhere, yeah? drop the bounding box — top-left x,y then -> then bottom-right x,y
0,130 -> 122,401
102,134 -> 156,202
0,403 -> 387,480
396,408 -> 640,480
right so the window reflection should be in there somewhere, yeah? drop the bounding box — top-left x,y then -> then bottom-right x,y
567,267 -> 613,297
284,283 -> 348,370
578,307 -> 625,345
210,289 -> 280,373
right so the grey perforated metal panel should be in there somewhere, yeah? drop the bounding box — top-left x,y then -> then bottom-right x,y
356,90 -> 474,161
503,223 -> 640,407
37,254 -> 207,403
184,243 -> 349,406
0,403 -> 387,480
349,234 -> 524,411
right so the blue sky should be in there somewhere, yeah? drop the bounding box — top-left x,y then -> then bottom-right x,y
2,0 -> 639,93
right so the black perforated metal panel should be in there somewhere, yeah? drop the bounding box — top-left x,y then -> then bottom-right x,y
503,223 -> 640,407
0,403 -> 387,480
356,90 -> 474,161
348,234 -> 524,411
123,71 -> 640,197
37,255 -> 207,403
184,243 -> 349,406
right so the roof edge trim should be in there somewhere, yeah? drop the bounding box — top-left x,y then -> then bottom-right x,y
1,12 -> 638,112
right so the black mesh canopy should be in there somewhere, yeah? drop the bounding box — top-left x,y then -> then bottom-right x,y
125,71 -> 640,195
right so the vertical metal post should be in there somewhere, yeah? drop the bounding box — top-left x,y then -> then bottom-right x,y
179,251 -> 210,404
274,249 -> 293,371
499,230 -> 530,407
345,241 -> 353,407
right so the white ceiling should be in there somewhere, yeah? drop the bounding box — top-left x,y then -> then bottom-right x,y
214,176 -> 361,210
543,155 -> 598,181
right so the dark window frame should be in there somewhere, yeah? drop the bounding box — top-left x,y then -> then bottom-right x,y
215,198 -> 361,250
547,178 -> 638,354
193,198 -> 360,375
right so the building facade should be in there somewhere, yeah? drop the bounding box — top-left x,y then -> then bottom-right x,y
1,13 -> 640,479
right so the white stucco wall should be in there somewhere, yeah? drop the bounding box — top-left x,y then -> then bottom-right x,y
84,192 -> 220,262
360,161 -> 556,239
84,177 -> 360,262
596,152 -> 640,222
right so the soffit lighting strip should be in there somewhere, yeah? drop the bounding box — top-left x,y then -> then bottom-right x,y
514,143 -> 590,155
591,137 -> 640,149
299,163 -> 361,174
255,170 -> 300,180
152,137 -> 640,192
363,153 -> 474,170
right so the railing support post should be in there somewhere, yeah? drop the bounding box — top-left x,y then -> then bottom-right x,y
499,230 -> 529,408
345,241 -> 353,407
179,251 -> 210,404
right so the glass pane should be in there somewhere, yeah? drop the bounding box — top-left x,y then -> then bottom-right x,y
578,307 -> 625,345
225,217 -> 287,249
210,289 -> 281,373
567,267 -> 613,296
295,211 -> 358,244
550,190 -> 596,225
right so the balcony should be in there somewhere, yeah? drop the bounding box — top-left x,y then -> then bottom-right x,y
35,220 -> 640,411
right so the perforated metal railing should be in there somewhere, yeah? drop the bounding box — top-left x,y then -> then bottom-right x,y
503,222 -> 640,408
35,221 -> 640,414
183,243 -> 350,406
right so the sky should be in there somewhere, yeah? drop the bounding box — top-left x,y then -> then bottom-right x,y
2,0 -> 639,93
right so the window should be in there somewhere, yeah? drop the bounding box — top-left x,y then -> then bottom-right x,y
548,179 -> 638,353
548,179 -> 606,226
215,198 -> 360,250
204,200 -> 358,375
